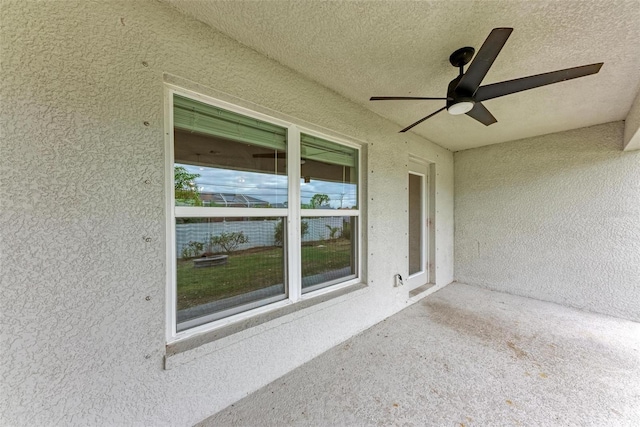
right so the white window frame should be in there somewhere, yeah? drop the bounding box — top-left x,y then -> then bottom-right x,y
165,85 -> 362,343
406,168 -> 428,289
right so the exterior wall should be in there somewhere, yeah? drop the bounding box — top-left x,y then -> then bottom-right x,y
455,122 -> 640,321
0,1 -> 454,426
624,89 -> 640,150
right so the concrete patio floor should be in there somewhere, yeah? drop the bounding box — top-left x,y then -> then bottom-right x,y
198,283 -> 640,426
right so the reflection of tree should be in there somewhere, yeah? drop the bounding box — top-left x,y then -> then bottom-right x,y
274,220 -> 309,246
209,232 -> 249,254
310,193 -> 330,209
326,224 -> 341,240
175,166 -> 202,206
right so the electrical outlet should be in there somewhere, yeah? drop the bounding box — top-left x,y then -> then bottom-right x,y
394,274 -> 404,287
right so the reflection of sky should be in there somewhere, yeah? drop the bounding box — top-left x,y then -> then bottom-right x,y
179,163 -> 357,208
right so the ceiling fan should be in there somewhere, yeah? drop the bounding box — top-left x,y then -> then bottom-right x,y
370,27 -> 603,133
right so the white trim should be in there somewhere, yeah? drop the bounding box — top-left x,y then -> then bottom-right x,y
424,171 -> 430,281
428,163 -> 436,285
297,125 -> 362,150
288,125 -> 302,302
165,85 -> 364,341
175,207 -> 288,218
164,73 -> 370,148
357,146 -> 362,282
301,209 -> 359,217
301,277 -> 361,300
170,276 -> 360,343
407,281 -> 452,304
166,84 -> 292,129
408,154 -> 431,165
302,274 -> 358,294
177,293 -> 287,332
171,299 -> 293,343
406,161 -> 428,290
165,87 -> 177,341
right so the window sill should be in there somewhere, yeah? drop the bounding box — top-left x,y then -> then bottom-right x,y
164,282 -> 367,368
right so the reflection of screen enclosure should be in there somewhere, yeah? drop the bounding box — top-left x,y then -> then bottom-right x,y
173,94 -> 288,208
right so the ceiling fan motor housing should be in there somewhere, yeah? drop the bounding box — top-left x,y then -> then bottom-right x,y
447,75 -> 475,115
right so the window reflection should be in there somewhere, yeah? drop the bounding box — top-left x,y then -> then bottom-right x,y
300,134 -> 358,210
176,217 -> 286,331
301,217 -> 357,293
173,95 -> 288,207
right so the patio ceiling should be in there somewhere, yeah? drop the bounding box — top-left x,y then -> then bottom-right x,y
163,0 -> 640,151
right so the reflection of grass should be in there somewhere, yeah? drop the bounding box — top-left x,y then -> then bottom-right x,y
301,239 -> 351,277
177,239 -> 352,310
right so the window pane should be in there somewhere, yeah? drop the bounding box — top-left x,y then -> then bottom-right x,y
174,95 -> 286,151
408,173 -> 423,276
301,216 -> 357,293
300,134 -> 358,210
174,95 -> 288,208
176,217 -> 286,331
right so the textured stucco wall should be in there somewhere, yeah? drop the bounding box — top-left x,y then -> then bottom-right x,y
0,1 -> 453,425
455,122 -> 640,321
624,89 -> 640,150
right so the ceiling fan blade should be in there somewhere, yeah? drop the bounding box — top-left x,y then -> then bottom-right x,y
370,96 -> 448,101
475,63 -> 603,102
466,102 -> 497,126
456,27 -> 513,95
399,106 -> 446,133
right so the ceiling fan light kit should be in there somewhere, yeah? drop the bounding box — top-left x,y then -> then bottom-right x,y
370,27 -> 603,133
447,99 -> 474,115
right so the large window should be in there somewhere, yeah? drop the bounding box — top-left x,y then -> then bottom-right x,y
168,89 -> 361,338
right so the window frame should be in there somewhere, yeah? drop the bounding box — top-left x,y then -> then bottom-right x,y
165,85 -> 362,344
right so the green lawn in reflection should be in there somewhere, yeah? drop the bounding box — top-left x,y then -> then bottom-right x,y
177,239 -> 351,310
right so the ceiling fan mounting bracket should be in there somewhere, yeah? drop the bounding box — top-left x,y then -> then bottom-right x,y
448,46 -> 475,68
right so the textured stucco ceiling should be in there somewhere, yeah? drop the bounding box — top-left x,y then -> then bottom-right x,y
164,0 -> 640,151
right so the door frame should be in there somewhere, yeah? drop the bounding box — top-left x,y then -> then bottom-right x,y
406,159 -> 430,290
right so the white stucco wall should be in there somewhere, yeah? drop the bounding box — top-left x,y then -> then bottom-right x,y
455,122 -> 640,321
624,88 -> 640,151
0,1 -> 453,425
